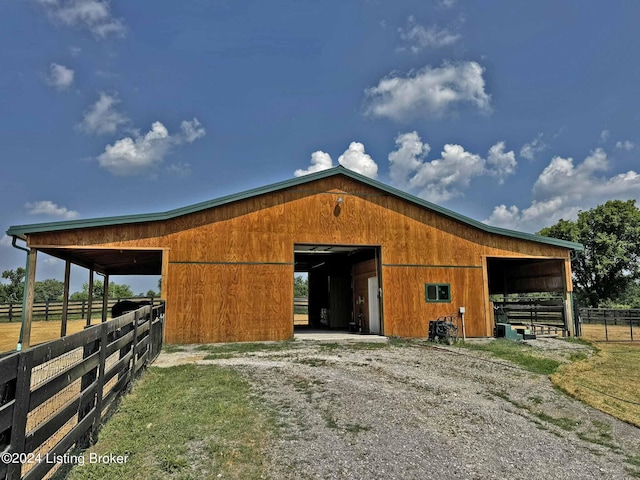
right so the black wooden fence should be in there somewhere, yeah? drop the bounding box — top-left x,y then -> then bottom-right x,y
578,307 -> 639,342
0,298 -> 157,323
0,302 -> 165,480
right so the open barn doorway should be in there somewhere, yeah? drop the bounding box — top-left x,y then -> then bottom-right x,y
293,244 -> 382,335
486,257 -> 573,336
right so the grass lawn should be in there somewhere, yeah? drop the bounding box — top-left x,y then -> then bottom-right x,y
552,342 -> 640,428
65,365 -> 273,480
458,339 -> 562,375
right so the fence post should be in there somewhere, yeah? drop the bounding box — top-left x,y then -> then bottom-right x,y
131,310 -> 139,377
7,350 -> 33,480
631,313 -> 634,342
8,304 -> 12,323
604,312 -> 608,342
81,300 -> 86,318
78,335 -> 100,448
92,322 -> 108,439
45,300 -> 49,321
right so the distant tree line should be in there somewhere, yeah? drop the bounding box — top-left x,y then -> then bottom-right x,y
0,268 -> 159,304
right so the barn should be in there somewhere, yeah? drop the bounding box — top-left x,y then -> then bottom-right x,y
6,166 -> 582,344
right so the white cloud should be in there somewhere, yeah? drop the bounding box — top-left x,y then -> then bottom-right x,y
519,133 -> 547,160
46,63 -> 74,90
615,140 -> 636,151
294,142 -> 378,178
440,0 -> 456,7
487,141 -> 517,184
600,129 -> 610,142
97,122 -> 171,176
38,0 -> 125,38
398,16 -> 460,52
167,162 -> 192,178
294,151 -> 334,177
0,235 -> 12,247
388,131 -> 430,188
97,119 -> 205,176
25,200 -> 79,219
409,144 -> 486,202
79,92 -> 129,135
388,132 -> 514,202
485,148 -> 640,232
364,61 -> 491,120
180,118 -> 206,143
338,142 -> 378,178
43,257 -> 62,266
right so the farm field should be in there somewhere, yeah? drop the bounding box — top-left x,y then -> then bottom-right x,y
581,323 -> 638,342
552,341 -> 640,428
0,318 -> 104,353
66,339 -> 640,479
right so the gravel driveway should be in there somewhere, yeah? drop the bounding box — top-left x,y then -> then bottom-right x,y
156,338 -> 640,479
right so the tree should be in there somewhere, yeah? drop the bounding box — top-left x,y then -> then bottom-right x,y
294,275 -> 308,297
110,282 -> 134,299
0,268 -> 25,303
538,200 -> 640,307
70,280 -> 134,300
34,279 -> 64,302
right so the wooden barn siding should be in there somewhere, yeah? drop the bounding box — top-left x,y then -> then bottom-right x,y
382,265 -> 486,337
167,263 -> 292,344
26,176 -> 571,342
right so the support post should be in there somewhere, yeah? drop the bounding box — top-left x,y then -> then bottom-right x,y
21,249 -> 37,350
102,274 -> 110,323
86,268 -> 94,328
61,260 -> 71,337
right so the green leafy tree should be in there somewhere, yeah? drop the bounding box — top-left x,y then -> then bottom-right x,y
538,200 -> 640,306
110,282 -> 134,299
70,280 -> 134,300
0,268 -> 26,303
34,279 -> 64,302
294,275 -> 308,298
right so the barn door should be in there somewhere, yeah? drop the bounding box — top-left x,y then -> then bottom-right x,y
368,276 -> 380,334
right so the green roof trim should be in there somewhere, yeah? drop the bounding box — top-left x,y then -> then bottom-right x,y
6,166 -> 583,251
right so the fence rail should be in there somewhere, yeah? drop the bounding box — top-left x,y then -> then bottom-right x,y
0,302 -> 165,480
492,299 -> 568,337
578,307 -> 639,342
0,298 -> 157,323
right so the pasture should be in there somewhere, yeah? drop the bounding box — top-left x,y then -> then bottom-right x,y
552,341 -> 640,428
0,318 -> 104,353
581,323 -> 638,342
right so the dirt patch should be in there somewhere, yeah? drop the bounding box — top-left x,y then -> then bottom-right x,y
153,339 -> 640,479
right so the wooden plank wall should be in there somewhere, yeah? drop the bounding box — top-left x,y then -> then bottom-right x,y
27,175 -> 572,343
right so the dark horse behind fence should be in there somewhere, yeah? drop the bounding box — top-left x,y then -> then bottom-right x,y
111,300 -> 152,318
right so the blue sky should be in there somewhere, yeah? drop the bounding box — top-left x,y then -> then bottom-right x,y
2,0 -> 640,293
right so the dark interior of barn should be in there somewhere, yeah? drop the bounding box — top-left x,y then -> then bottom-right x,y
293,245 -> 381,333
